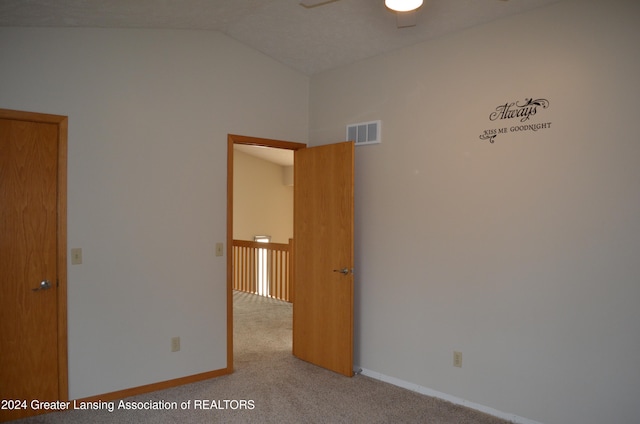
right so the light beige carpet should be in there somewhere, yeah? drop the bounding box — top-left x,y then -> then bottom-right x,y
13,291 -> 510,423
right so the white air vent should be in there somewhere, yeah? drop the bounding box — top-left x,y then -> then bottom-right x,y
346,120 -> 381,146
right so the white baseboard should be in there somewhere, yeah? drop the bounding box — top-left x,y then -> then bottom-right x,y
355,366 -> 544,424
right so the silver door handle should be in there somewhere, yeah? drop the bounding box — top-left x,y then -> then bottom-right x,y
333,268 -> 351,275
32,280 -> 52,291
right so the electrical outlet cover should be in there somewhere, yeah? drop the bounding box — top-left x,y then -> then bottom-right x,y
453,351 -> 462,367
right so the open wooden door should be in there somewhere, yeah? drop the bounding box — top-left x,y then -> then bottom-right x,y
0,109 -> 67,421
292,141 -> 354,377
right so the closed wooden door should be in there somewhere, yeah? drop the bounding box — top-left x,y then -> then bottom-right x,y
292,141 -> 354,377
0,109 -> 67,421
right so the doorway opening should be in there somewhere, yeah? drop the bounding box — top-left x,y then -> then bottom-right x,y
226,134 -> 306,372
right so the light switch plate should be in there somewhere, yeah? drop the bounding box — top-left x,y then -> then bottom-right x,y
215,242 -> 224,257
71,248 -> 83,265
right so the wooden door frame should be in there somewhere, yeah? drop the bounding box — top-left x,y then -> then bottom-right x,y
0,108 -> 68,400
226,134 -> 306,372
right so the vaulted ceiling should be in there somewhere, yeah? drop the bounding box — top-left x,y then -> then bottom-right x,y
1,0 -> 560,75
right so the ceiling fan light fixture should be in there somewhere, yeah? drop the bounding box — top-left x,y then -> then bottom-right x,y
385,0 -> 423,12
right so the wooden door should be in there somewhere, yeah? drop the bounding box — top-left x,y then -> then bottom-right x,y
292,141 -> 354,377
0,110 -> 67,421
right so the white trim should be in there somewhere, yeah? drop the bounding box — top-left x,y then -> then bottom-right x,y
356,367 -> 544,424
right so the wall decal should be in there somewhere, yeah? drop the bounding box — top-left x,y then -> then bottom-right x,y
478,98 -> 552,143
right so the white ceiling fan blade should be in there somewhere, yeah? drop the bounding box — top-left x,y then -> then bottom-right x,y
300,0 -> 417,29
396,10 -> 417,28
299,0 -> 340,8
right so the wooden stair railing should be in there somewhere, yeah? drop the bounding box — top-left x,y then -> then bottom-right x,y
232,239 -> 293,303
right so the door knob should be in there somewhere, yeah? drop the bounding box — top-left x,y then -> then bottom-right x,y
333,268 -> 350,275
32,280 -> 52,291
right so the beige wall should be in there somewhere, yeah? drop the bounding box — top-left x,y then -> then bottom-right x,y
233,150 -> 293,243
2,2 -> 639,423
0,27 -> 308,399
309,1 -> 640,424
